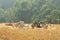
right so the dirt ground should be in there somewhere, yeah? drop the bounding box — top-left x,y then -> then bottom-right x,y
0,23 -> 60,40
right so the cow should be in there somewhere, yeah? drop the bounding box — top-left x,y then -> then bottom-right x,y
31,22 -> 42,29
40,22 -> 48,29
15,21 -> 25,28
31,22 -> 37,28
5,20 -> 15,27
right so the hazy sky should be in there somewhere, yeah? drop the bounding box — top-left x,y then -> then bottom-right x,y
0,0 -> 16,9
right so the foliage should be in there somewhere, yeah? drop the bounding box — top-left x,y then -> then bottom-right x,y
0,0 -> 60,23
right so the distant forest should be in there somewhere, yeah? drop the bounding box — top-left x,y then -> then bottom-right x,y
0,0 -> 60,24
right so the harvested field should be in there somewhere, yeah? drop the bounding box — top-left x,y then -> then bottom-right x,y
0,23 -> 60,40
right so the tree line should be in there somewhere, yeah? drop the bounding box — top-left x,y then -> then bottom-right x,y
0,0 -> 60,24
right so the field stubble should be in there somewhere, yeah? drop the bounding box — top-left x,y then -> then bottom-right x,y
0,23 -> 60,40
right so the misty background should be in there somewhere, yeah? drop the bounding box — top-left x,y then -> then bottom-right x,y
0,0 -> 60,24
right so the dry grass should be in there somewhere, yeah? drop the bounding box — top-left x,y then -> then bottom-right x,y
0,23 -> 60,40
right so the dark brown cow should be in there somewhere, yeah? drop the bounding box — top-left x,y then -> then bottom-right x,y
31,22 -> 42,28
5,20 -> 14,26
31,22 -> 49,29
31,22 -> 37,28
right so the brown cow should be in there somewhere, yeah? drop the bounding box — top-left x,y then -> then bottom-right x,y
40,22 -> 48,29
5,20 -> 15,27
31,22 -> 48,29
15,21 -> 25,28
31,22 -> 42,29
31,22 -> 37,28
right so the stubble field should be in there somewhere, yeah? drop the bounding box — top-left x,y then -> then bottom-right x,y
0,23 -> 60,40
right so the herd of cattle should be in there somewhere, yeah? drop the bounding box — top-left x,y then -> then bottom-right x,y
5,21 -> 54,29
